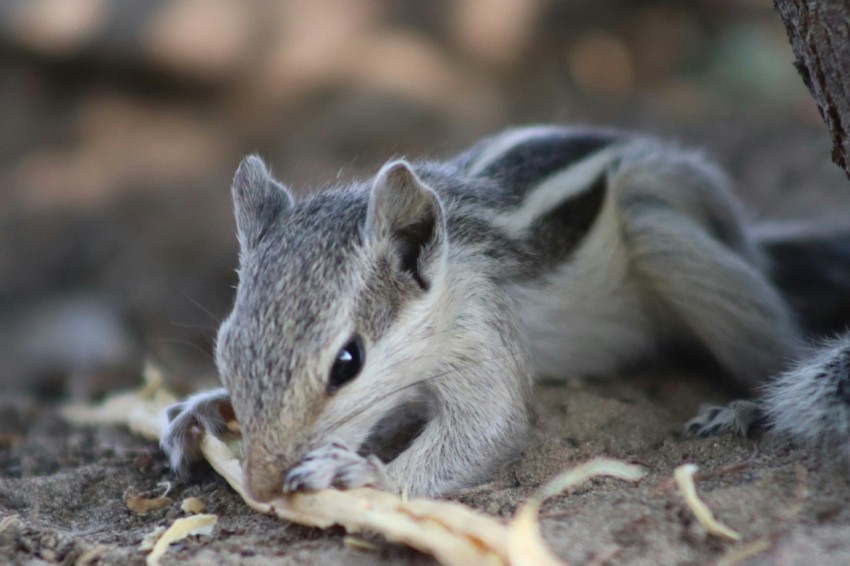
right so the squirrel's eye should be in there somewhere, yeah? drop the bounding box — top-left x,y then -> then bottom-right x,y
328,336 -> 365,393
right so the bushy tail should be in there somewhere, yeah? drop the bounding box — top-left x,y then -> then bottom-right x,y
755,223 -> 850,450
755,222 -> 850,335
688,223 -> 850,445
761,334 -> 850,449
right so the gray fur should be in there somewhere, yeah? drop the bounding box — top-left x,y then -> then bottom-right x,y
162,125 -> 810,499
689,335 -> 850,453
160,387 -> 231,475
686,400 -> 764,437
231,156 -> 294,256
762,334 -> 850,448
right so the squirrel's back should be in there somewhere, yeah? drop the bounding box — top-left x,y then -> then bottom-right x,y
442,126 -> 800,382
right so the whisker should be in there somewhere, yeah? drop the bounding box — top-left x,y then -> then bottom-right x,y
181,290 -> 223,325
171,321 -> 220,332
154,338 -> 214,358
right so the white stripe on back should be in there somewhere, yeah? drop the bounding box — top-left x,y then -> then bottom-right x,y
494,145 -> 625,235
467,126 -> 567,176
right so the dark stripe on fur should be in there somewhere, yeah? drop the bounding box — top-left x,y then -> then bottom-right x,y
474,130 -> 618,195
525,171 -> 608,268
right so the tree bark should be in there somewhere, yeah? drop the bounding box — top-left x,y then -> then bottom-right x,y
774,0 -> 850,181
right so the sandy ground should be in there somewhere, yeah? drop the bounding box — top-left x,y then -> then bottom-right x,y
2,371 -> 850,565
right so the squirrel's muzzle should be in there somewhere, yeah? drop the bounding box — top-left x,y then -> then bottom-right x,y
243,438 -> 304,501
244,454 -> 285,502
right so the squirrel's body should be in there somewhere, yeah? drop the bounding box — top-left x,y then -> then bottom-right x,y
162,125 -> 848,500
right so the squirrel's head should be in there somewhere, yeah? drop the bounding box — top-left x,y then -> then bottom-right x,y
215,156 -> 448,501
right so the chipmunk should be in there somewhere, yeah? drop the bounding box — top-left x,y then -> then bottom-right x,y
161,125 -> 848,500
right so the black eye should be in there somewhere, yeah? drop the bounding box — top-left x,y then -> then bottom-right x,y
328,336 -> 365,393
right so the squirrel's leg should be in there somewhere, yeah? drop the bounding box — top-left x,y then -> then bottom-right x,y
283,287 -> 532,497
610,152 -> 803,438
161,387 -> 232,476
689,334 -> 850,440
615,168 -> 802,389
685,400 -> 764,437
379,293 -> 532,497
621,202 -> 800,436
282,371 -> 530,497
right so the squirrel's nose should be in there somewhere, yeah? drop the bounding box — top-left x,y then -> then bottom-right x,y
243,450 -> 286,502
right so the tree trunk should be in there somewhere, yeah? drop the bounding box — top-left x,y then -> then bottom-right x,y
774,0 -> 850,181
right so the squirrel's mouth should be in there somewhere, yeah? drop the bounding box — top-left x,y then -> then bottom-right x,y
242,439 -> 309,502
244,460 -> 284,502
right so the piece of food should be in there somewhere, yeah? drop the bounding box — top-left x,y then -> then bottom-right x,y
180,497 -> 205,514
509,458 -> 646,566
145,514 -> 218,566
674,464 -> 741,541
64,377 -> 648,566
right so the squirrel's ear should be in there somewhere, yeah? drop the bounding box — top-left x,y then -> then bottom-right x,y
231,155 -> 293,253
366,160 -> 446,291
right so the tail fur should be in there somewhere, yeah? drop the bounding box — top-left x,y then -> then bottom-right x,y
689,224 -> 850,448
612,144 -> 803,389
756,222 -> 850,335
762,334 -> 850,449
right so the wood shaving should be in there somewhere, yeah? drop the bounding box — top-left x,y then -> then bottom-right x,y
714,538 -> 771,566
146,514 -> 218,566
181,497 -> 206,514
125,493 -> 172,515
125,483 -> 174,515
75,544 -> 109,566
508,458 -> 646,566
0,514 -> 21,535
158,481 -> 173,497
63,377 -> 648,566
343,535 -> 379,551
61,362 -> 175,437
201,431 -> 509,565
139,527 -> 166,552
674,464 -> 741,541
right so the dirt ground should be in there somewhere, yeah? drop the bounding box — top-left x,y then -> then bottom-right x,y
2,2 -> 850,565
3,374 -> 850,565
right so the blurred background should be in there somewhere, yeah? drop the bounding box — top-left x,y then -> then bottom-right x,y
0,0 -> 847,400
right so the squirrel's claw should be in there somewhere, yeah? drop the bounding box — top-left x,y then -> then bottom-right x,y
283,442 -> 387,493
160,388 -> 233,477
685,400 -> 764,438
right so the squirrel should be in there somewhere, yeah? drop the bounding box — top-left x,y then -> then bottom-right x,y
161,125 -> 849,500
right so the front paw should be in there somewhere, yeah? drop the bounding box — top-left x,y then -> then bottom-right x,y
283,441 -> 387,493
161,388 -> 233,476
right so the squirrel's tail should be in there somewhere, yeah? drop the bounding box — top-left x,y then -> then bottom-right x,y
688,223 -> 850,447
754,221 -> 850,335
761,334 -> 850,451
753,222 -> 850,450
